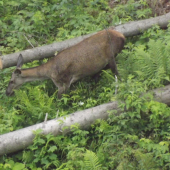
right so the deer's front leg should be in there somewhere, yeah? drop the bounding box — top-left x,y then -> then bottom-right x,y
51,78 -> 70,99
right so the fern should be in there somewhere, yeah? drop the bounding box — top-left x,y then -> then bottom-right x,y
117,47 -> 138,81
84,150 -> 102,170
134,150 -> 159,170
13,86 -> 56,126
116,150 -> 159,170
118,38 -> 170,87
135,39 -> 170,82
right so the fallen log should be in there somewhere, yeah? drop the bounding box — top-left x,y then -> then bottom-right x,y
0,12 -> 170,69
0,84 -> 170,156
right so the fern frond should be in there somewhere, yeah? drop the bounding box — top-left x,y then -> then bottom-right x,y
134,149 -> 159,169
84,150 -> 102,170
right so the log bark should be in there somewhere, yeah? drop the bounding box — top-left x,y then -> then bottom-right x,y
0,84 -> 170,156
0,12 -> 170,69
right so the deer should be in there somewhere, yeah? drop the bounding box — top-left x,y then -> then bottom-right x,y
6,30 -> 125,98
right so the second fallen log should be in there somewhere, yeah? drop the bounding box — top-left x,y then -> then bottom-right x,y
1,84 -> 170,156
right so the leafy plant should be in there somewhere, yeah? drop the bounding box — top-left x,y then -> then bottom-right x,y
118,26 -> 170,88
1,1 -> 170,170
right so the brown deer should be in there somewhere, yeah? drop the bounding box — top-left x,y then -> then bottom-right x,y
6,30 -> 125,98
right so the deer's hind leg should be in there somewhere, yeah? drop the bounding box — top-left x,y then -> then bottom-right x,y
108,53 -> 122,81
108,53 -> 118,76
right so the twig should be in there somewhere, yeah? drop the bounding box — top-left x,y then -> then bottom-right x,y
56,110 -> 59,119
44,113 -> 48,123
23,34 -> 34,48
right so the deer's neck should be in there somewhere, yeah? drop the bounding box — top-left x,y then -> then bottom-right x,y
21,65 -> 50,83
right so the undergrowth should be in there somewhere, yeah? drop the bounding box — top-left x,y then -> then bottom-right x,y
1,0 -> 170,169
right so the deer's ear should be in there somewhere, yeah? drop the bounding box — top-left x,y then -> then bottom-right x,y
17,54 -> 24,69
14,69 -> 21,75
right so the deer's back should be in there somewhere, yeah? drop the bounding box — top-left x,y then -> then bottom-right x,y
48,30 -> 125,81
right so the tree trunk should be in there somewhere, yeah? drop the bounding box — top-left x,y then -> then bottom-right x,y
0,84 -> 170,156
0,12 -> 170,69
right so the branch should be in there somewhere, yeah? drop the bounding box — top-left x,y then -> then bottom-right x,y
0,12 -> 170,69
0,84 -> 170,156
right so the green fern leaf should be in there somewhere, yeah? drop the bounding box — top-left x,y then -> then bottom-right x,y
84,150 -> 102,170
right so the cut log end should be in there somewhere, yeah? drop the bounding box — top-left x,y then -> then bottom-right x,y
0,58 -> 3,69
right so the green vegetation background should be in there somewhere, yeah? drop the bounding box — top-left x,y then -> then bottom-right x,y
1,0 -> 170,169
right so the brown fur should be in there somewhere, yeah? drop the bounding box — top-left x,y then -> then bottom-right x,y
6,30 -> 125,98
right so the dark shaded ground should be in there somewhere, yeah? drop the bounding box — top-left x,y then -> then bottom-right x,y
109,0 -> 170,16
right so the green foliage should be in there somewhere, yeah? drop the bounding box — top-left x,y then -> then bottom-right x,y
13,86 -> 57,125
1,0 -> 170,170
0,0 -> 112,54
111,0 -> 152,24
18,127 -> 102,169
0,160 -> 27,170
91,78 -> 170,169
83,150 -> 102,170
23,132 -> 60,169
0,0 -> 155,54
118,25 -> 170,88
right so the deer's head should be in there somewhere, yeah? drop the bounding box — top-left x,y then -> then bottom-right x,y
6,54 -> 24,96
